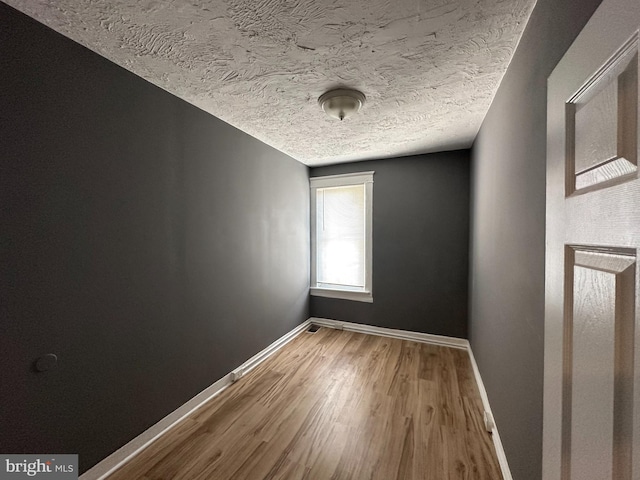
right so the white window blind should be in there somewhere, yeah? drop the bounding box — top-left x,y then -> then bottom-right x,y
316,184 -> 365,288
310,171 -> 374,303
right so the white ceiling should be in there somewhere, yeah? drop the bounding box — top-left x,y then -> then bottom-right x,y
6,0 -> 536,166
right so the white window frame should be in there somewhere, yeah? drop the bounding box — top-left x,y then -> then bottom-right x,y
310,171 -> 374,303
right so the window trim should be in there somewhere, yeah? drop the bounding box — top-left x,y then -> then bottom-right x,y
310,171 -> 374,303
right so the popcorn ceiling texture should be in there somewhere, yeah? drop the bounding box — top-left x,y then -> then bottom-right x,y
6,0 -> 535,165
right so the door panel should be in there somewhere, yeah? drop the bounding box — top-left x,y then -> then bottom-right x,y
545,1 -> 640,479
564,248 -> 636,480
567,39 -> 637,194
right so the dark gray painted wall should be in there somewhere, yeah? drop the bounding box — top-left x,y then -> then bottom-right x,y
311,151 -> 470,338
0,4 -> 309,473
469,0 -> 603,478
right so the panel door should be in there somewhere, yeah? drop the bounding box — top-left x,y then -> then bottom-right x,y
544,1 -> 640,479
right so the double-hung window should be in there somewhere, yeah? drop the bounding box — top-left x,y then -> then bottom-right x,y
310,172 -> 374,303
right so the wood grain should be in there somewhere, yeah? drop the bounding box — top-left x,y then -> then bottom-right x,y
545,5 -> 640,478
565,36 -> 637,195
570,265 -> 616,480
107,328 -> 501,480
574,76 -> 619,173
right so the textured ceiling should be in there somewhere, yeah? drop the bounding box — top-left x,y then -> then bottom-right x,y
5,0 -> 536,166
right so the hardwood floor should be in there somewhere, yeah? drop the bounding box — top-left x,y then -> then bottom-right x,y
108,327 -> 502,480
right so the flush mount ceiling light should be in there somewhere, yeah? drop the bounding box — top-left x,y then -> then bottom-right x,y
318,88 -> 366,121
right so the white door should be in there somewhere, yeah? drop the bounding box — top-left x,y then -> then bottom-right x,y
544,0 -> 640,479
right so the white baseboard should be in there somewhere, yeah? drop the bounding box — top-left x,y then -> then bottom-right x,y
229,319 -> 312,381
80,319 -> 312,480
467,343 -> 513,480
81,317 -> 511,480
311,317 -> 512,480
309,317 -> 468,349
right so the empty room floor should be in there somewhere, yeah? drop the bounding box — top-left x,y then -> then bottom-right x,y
107,327 -> 501,480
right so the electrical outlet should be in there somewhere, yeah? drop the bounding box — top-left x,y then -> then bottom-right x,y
483,411 -> 495,433
230,369 -> 244,382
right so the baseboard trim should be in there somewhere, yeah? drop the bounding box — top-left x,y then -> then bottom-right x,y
309,317 -> 468,349
81,317 -> 511,480
229,319 -> 313,381
311,317 -> 512,480
80,319 -> 312,480
467,344 -> 513,480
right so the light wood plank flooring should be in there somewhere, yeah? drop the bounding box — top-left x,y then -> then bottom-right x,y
108,327 -> 501,479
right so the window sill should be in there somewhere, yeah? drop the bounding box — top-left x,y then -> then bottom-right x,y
310,287 -> 373,303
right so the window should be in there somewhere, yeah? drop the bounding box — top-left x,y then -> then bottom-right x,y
310,172 -> 374,302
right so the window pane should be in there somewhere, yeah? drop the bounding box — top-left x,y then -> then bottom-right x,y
316,184 -> 365,288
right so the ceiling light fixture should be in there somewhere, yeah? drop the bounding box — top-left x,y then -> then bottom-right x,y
318,88 -> 366,121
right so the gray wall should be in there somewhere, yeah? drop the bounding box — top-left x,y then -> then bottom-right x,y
469,0 -> 603,478
311,151 -> 470,338
0,4 -> 309,473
